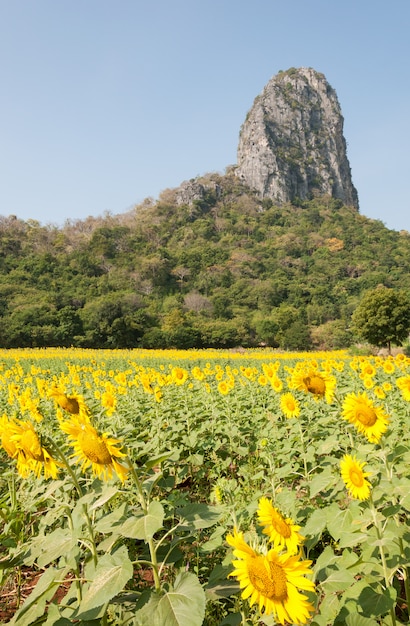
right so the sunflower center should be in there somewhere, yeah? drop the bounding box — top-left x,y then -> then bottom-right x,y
356,406 -> 377,426
304,375 -> 326,396
64,397 -> 80,414
248,556 -> 288,602
349,468 -> 364,487
271,511 -> 292,538
286,398 -> 296,411
79,434 -> 112,465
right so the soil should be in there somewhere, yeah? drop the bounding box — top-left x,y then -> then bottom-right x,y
0,567 -> 73,623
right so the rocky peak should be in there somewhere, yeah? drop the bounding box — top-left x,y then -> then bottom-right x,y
236,67 -> 359,208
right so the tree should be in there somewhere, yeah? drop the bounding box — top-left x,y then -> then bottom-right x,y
351,286 -> 410,353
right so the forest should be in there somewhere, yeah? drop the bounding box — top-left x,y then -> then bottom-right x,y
1,170 -> 409,350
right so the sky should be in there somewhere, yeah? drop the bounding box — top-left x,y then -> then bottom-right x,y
1,1 -> 409,231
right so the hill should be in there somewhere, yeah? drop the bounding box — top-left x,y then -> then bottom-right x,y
1,67 -> 408,350
0,169 -> 409,350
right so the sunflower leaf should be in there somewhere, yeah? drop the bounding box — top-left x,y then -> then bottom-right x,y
74,546 -> 133,618
119,500 -> 164,540
178,503 -> 222,530
358,585 -> 397,617
136,571 -> 205,626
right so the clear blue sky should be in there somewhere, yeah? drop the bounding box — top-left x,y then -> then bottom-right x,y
1,0 -> 409,231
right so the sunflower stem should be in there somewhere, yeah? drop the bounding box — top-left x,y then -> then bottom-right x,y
51,438 -> 84,498
82,504 -> 99,566
52,440 -> 98,566
65,508 -> 83,602
126,456 -> 161,593
297,420 -> 309,482
126,456 -> 148,512
368,496 -> 397,625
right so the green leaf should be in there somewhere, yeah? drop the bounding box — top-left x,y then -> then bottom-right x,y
309,470 -> 335,498
89,485 -> 119,511
338,530 -> 368,548
36,528 -> 77,568
44,604 -> 73,625
218,615 -> 242,625
138,571 -> 206,626
358,585 -> 397,618
144,452 -> 174,471
345,612 -> 379,626
9,567 -> 68,626
314,590 -> 341,625
314,544 -> 338,579
200,526 -> 226,552
178,503 -> 221,529
321,568 -> 356,593
94,502 -> 128,533
120,500 -> 164,540
303,507 -> 328,537
327,504 -> 363,541
75,546 -> 133,618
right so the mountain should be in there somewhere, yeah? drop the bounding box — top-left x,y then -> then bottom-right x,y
236,67 -> 359,208
0,68 -> 408,351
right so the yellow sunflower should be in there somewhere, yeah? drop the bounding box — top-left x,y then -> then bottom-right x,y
383,359 -> 395,374
280,393 -> 300,419
270,376 -> 284,393
218,380 -> 230,396
290,366 -> 336,403
227,528 -> 315,624
257,498 -> 304,555
373,386 -> 386,400
153,386 -> 162,403
49,387 -> 89,419
101,389 -> 117,416
341,391 -> 389,443
0,413 -> 18,458
0,415 -> 59,479
396,375 -> 410,401
340,454 -> 371,500
59,417 -> 129,482
171,367 -> 189,386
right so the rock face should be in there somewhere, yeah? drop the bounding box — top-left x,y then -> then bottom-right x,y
236,67 -> 359,208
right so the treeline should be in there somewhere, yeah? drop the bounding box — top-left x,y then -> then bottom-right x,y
1,171 -> 410,350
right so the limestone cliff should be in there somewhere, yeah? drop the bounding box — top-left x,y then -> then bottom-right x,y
236,67 -> 359,208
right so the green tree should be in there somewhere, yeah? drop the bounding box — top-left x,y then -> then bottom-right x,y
351,286 -> 410,353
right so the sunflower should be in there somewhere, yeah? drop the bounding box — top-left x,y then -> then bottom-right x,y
101,389 -> 117,416
227,528 -> 315,624
270,376 -> 284,393
362,375 -> 374,390
341,391 -> 389,443
0,415 -> 59,479
59,417 -> 129,482
153,386 -> 162,403
262,363 -> 276,380
171,367 -> 189,386
191,366 -> 205,381
290,366 -> 336,404
396,375 -> 410,401
383,359 -> 395,374
373,386 -> 386,400
257,498 -> 304,555
218,380 -> 230,396
340,454 -> 371,500
280,393 -> 300,419
49,387 -> 89,419
0,413 -> 18,458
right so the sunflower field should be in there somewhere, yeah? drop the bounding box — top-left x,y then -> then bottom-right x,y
1,347 -> 410,626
